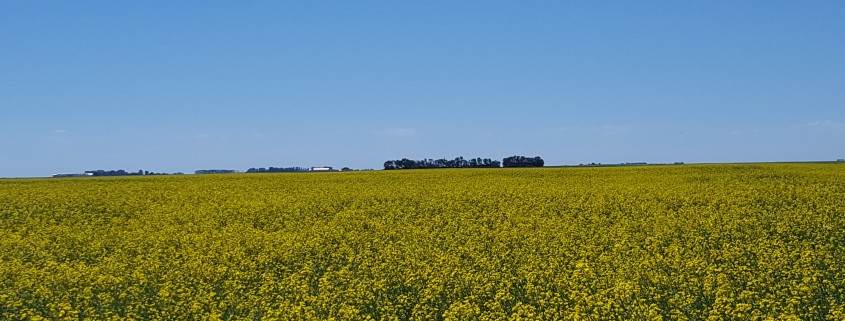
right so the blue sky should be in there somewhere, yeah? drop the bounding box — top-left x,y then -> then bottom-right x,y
2,1 -> 844,177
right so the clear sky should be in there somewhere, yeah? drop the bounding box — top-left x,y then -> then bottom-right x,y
2,1 -> 844,177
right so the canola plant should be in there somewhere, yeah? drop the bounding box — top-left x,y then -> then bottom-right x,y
1,164 -> 844,320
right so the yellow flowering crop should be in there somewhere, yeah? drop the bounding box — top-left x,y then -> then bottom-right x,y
1,163 -> 843,320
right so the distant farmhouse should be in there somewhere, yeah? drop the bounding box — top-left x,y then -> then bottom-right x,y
310,166 -> 336,172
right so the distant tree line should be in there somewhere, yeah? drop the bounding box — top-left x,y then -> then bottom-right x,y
84,169 -> 178,176
195,169 -> 237,174
246,167 -> 309,173
383,157 -> 505,170
75,156 -> 547,176
49,169 -> 180,178
502,156 -> 545,167
384,157 -> 501,170
85,169 -> 143,176
143,171 -> 176,175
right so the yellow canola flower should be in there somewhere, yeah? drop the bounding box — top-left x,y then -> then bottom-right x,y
0,164 -> 843,320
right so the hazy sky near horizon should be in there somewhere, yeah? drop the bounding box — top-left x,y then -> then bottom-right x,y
2,1 -> 844,177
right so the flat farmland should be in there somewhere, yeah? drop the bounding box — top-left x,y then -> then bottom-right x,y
1,164 -> 844,320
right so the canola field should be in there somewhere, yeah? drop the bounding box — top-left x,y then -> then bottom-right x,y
1,163 -> 844,320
